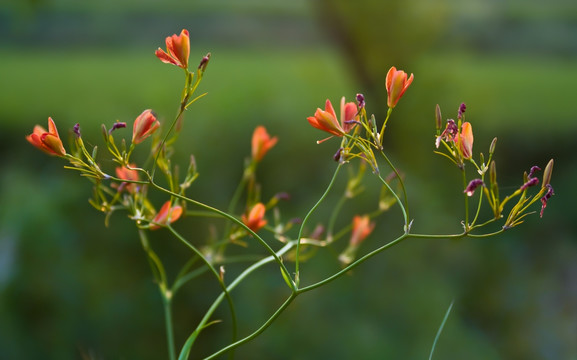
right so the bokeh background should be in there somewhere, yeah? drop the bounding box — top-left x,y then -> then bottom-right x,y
1,0 -> 576,359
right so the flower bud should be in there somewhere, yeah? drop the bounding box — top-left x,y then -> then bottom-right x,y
198,52 -> 211,72
542,159 -> 554,187
385,66 -> 414,108
489,137 -> 497,155
435,104 -> 442,131
489,160 -> 497,189
132,109 -> 160,144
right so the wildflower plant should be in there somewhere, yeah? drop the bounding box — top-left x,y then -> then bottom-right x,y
27,29 -> 555,359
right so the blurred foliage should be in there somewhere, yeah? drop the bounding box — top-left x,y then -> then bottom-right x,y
1,0 -> 576,359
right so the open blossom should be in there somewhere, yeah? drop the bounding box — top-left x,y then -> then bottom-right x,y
150,201 -> 183,230
458,122 -> 474,159
385,66 -> 414,108
252,126 -> 278,162
242,203 -> 267,232
132,109 -> 160,144
307,97 -> 357,139
350,215 -> 375,246
26,117 -> 66,156
155,29 -> 190,69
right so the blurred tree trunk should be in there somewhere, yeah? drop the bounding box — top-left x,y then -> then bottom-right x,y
311,0 -> 450,113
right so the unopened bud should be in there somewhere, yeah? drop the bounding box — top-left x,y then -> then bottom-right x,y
435,104 -> 442,131
73,123 -> 81,138
198,53 -> 211,72
356,93 -> 365,109
109,121 -> 127,135
490,160 -> 497,188
489,137 -> 497,154
458,102 -> 466,119
542,159 -> 554,186
520,177 -> 539,191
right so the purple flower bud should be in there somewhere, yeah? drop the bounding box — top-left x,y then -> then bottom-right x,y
333,147 -> 344,162
520,177 -> 539,191
528,166 -> 541,178
198,53 -> 211,72
356,93 -> 365,109
109,121 -> 127,135
464,178 -> 484,196
274,192 -> 291,201
540,184 -> 554,217
73,123 -> 81,138
458,103 -> 466,119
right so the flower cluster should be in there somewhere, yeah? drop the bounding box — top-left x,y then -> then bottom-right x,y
25,28 -> 557,360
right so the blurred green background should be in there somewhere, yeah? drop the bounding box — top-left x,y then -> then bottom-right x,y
1,0 -> 576,359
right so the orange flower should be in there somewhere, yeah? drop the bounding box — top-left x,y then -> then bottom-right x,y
350,215 -> 375,246
307,97 -> 357,139
155,29 -> 190,69
26,117 -> 66,156
457,122 -> 474,159
132,109 -> 160,145
150,201 -> 183,230
115,164 -> 140,193
242,203 -> 267,232
252,126 -> 278,162
385,66 -> 414,108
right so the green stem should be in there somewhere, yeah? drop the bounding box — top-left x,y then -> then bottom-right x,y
163,294 -> 176,360
166,225 -> 238,352
202,293 -> 297,360
298,233 -> 408,293
179,242 -> 294,359
148,180 -> 293,289
376,163 -> 409,229
378,107 -> 393,145
462,168 -> 470,230
294,164 -> 342,287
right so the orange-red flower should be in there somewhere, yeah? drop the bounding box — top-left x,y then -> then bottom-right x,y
132,109 -> 160,145
150,201 -> 183,230
385,66 -> 414,108
350,215 -> 375,246
307,97 -> 358,139
115,164 -> 140,193
252,126 -> 278,162
155,29 -> 190,69
457,122 -> 474,159
26,117 -> 66,156
242,203 -> 267,232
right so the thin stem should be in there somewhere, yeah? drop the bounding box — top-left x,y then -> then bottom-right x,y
378,107 -> 393,145
148,179 -> 293,289
294,164 -> 342,287
166,225 -> 239,351
202,293 -> 297,360
376,165 -> 409,228
298,233 -> 408,293
462,168 -> 470,230
163,294 -> 176,360
179,242 -> 294,359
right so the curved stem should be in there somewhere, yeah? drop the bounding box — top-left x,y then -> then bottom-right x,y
166,225 -> 239,350
179,242 -> 294,359
298,233 -> 408,293
294,164 -> 342,287
375,164 -> 409,229
148,180 -> 294,290
202,293 -> 297,360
